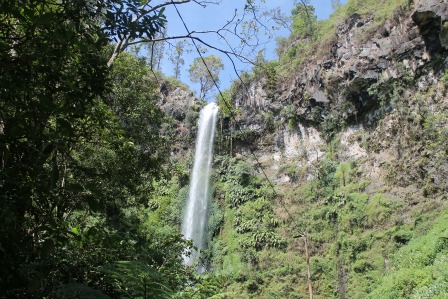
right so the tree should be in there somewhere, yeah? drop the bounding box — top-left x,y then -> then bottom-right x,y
276,36 -> 291,58
253,50 -> 267,76
104,0 -> 168,67
0,0 -> 110,291
169,40 -> 189,79
263,7 -> 293,33
291,3 -> 317,39
105,0 -> 285,69
0,1 -> 188,296
147,28 -> 167,71
189,55 -> 224,100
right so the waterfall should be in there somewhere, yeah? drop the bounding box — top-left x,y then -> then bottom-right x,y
181,102 -> 219,270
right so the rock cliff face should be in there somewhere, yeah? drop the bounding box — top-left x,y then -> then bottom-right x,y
158,80 -> 204,158
208,2 -> 448,297
232,0 -> 448,193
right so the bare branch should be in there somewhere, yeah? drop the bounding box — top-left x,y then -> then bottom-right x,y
145,0 -> 191,14
106,0 -> 295,96
107,0 -> 275,68
128,34 -> 253,65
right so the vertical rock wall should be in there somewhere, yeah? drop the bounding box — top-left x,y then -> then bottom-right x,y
230,0 -> 448,188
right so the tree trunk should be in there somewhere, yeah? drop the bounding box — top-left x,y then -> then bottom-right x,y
304,234 -> 313,299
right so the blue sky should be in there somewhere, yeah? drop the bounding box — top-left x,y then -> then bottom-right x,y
159,0 -> 345,98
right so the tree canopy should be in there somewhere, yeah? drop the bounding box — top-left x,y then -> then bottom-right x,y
189,55 -> 224,100
0,1 -> 192,297
291,3 -> 317,39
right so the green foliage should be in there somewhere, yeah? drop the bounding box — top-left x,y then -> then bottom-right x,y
0,1 -> 189,295
365,194 -> 404,227
103,0 -> 167,43
227,129 -> 260,146
322,114 -> 345,141
442,68 -> 448,83
279,105 -> 299,132
280,104 -> 296,119
1,1 -> 109,293
342,0 -> 411,22
185,106 -> 201,129
261,111 -> 275,132
53,283 -> 111,299
223,157 -> 255,186
291,4 -> 317,39
208,2 -> 448,297
173,274 -> 228,299
228,185 -> 255,207
212,156 -> 287,290
169,40 -> 188,79
108,52 -> 168,171
164,76 -> 190,90
369,217 -> 448,298
239,230 -> 287,251
208,200 -> 224,241
216,90 -> 236,119
334,161 -> 355,187
253,55 -> 278,96
423,112 -> 448,152
279,163 -> 301,183
288,117 -> 297,131
189,55 -> 224,100
146,177 -> 184,227
3,0 -> 448,297
277,0 -> 411,74
212,141 -> 448,299
101,261 -> 172,298
317,159 -> 338,196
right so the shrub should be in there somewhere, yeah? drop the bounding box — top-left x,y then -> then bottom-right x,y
365,194 -> 403,227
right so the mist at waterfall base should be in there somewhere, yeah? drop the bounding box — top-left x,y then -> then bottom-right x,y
181,103 -> 219,272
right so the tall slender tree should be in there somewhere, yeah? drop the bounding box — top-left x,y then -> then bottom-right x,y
169,40 -> 189,79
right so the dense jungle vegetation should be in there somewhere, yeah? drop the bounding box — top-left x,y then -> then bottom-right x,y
1,0 -> 448,298
0,1 -> 198,297
208,0 -> 448,297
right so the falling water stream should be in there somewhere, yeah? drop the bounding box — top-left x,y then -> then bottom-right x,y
181,102 -> 219,271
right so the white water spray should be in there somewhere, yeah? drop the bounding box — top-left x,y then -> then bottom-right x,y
181,102 -> 219,270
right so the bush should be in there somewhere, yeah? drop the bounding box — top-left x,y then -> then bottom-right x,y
365,194 -> 403,227
368,211 -> 448,298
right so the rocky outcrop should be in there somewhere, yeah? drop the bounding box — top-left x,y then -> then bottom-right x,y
412,0 -> 448,51
157,80 -> 203,157
158,82 -> 197,121
236,0 -> 446,125
230,0 -> 448,188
